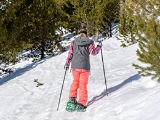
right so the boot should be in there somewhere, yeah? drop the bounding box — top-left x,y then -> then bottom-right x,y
76,103 -> 87,112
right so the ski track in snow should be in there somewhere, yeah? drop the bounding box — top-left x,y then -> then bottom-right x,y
1,36 -> 160,120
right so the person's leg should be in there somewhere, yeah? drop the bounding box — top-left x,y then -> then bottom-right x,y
69,70 -> 80,98
78,70 -> 90,106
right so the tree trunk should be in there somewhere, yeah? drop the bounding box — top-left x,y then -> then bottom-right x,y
40,40 -> 45,59
109,22 -> 112,37
95,28 -> 99,42
131,30 -> 134,44
57,42 -> 65,52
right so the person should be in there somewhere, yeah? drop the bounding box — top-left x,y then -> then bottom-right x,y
64,29 -> 102,111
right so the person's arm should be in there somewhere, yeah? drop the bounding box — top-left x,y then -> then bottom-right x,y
89,42 -> 101,56
65,42 -> 73,67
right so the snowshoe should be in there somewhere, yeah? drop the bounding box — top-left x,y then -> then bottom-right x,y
65,97 -> 77,112
76,103 -> 87,112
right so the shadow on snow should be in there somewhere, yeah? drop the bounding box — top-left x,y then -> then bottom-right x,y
87,74 -> 141,106
0,56 -> 54,86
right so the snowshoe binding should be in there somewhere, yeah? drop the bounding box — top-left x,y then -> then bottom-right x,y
76,103 -> 87,112
66,97 -> 77,112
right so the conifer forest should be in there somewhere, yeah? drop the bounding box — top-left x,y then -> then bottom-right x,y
0,0 -> 160,81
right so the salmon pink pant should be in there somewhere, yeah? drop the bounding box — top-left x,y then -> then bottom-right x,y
69,69 -> 90,106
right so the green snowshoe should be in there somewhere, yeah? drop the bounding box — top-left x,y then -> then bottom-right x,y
65,97 -> 77,112
66,102 -> 77,112
76,103 -> 87,112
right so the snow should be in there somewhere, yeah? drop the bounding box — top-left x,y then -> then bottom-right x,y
0,34 -> 160,120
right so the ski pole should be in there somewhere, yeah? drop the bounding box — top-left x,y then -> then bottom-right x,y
57,68 -> 67,111
100,45 -> 108,95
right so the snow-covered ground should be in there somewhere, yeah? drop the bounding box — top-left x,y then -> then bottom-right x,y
0,34 -> 160,120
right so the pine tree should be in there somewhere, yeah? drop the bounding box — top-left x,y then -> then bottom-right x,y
119,0 -> 160,81
119,0 -> 138,46
0,0 -> 67,62
17,0 -> 66,59
61,1 -> 77,33
102,0 -> 120,38
130,0 -> 160,82
63,0 -> 120,40
0,0 -> 24,63
67,0 -> 112,41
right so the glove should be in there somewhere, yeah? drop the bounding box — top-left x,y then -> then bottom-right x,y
64,65 -> 69,70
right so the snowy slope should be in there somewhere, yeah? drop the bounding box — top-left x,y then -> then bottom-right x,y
0,36 -> 160,120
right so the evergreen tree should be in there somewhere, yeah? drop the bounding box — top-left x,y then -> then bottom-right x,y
119,0 -> 160,81
0,0 -> 66,62
119,0 -> 138,46
17,0 -> 66,59
0,0 -> 24,63
67,0 -> 113,41
63,0 -> 120,40
102,0 -> 120,38
132,0 -> 160,82
61,1 -> 77,33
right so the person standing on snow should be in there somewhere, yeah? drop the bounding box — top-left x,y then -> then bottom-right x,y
64,29 -> 102,112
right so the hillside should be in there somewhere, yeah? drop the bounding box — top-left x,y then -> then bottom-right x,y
0,35 -> 160,120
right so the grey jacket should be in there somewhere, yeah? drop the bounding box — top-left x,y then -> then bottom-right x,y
71,36 -> 93,70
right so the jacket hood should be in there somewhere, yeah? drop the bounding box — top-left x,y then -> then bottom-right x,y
74,37 -> 93,46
